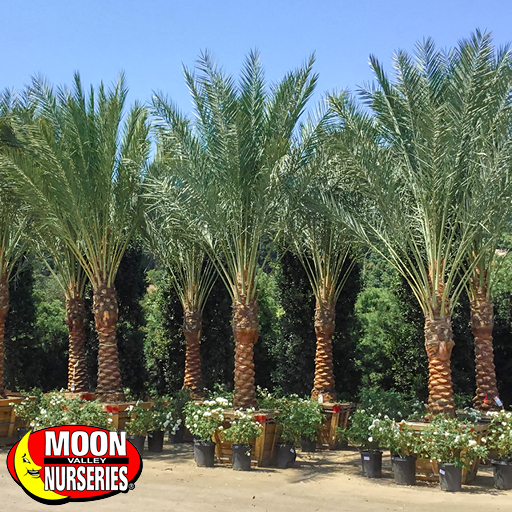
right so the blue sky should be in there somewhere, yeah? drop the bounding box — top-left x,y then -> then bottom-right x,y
1,1 -> 512,114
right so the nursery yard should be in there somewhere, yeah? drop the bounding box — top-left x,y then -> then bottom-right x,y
1,443 -> 510,512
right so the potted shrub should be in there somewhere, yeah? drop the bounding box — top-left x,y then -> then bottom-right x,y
185,400 -> 227,467
421,415 -> 488,492
486,410 -> 512,489
168,389 -> 192,443
125,405 -> 152,455
342,409 -> 387,478
147,397 -> 175,452
222,408 -> 263,471
380,419 -> 419,485
12,390 -> 42,439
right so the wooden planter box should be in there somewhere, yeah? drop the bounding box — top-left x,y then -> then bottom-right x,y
407,421 -> 488,484
102,401 -> 154,431
213,409 -> 278,467
318,402 -> 357,450
0,396 -> 32,438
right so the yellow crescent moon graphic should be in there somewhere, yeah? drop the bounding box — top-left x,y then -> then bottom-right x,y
14,431 -> 68,502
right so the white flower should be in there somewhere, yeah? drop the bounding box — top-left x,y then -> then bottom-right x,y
468,440 -> 477,446
368,436 -> 373,442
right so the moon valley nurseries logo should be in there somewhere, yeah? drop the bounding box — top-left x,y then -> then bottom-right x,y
6,425 -> 142,505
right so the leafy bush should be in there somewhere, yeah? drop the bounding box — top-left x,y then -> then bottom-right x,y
125,405 -> 153,436
184,399 -> 230,442
486,411 -> 512,461
341,409 -> 389,450
222,409 -> 263,445
358,388 -> 426,421
276,397 -> 323,443
377,419 -> 420,457
420,415 -> 488,468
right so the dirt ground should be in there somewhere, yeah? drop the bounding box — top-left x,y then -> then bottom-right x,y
1,442 -> 511,512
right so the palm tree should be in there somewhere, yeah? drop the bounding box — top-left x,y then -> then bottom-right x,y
328,32 -> 512,416
288,153 -> 357,402
0,90 -> 30,397
150,51 -> 323,408
34,233 -> 89,393
143,161 -> 217,397
0,75 -> 150,402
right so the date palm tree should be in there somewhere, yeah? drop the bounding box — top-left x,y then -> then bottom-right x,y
150,51 -> 324,408
0,90 -> 30,397
143,160 -> 218,397
0,75 -> 150,402
328,32 -> 511,416
288,152 -> 357,402
34,232 -> 90,393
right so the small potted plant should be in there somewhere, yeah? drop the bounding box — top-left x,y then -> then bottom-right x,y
147,397 -> 174,452
222,408 -> 263,471
342,409 -> 386,478
185,400 -> 226,467
125,405 -> 152,456
421,415 -> 488,492
380,419 -> 419,485
486,410 -> 512,489
168,389 -> 192,443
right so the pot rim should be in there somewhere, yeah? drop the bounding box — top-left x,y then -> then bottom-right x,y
491,459 -> 512,466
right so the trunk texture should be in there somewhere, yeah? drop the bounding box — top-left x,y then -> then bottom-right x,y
424,304 -> 456,416
232,299 -> 258,409
66,294 -> 89,393
182,306 -> 203,398
311,299 -> 336,402
470,281 -> 500,412
93,282 -> 125,403
0,271 -> 8,397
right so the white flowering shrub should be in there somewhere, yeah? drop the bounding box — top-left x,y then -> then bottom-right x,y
222,409 -> 263,445
125,404 -> 153,436
184,399 -> 230,442
376,418 -> 420,457
23,391 -> 114,431
342,409 -> 390,450
486,410 -> 512,461
276,397 -> 323,443
420,415 -> 488,468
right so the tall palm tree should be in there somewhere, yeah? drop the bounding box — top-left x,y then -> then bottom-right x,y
329,32 -> 511,416
143,162 -> 217,397
34,233 -> 89,393
0,90 -> 30,397
150,51 -> 324,408
0,75 -> 150,402
289,153 -> 357,402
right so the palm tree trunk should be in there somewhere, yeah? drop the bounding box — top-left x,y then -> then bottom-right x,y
66,294 -> 89,393
232,299 -> 258,409
424,304 -> 456,416
311,299 -> 336,402
183,305 -> 203,398
470,280 -> 500,412
93,281 -> 125,403
0,271 -> 9,397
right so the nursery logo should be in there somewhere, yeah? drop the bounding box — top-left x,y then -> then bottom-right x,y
6,425 -> 142,505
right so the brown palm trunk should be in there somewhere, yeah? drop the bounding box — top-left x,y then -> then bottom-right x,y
232,298 -> 258,409
0,271 -> 9,397
66,294 -> 89,393
424,299 -> 456,416
182,305 -> 203,398
311,299 -> 336,402
470,280 -> 500,412
93,281 -> 125,403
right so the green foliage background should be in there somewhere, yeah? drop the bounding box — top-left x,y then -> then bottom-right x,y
3,243 -> 512,407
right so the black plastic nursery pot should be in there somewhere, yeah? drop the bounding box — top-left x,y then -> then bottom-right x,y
194,440 -> 216,467
438,463 -> 462,492
277,443 -> 296,469
300,436 -> 317,453
127,435 -> 145,456
492,460 -> 512,490
391,455 -> 416,486
169,426 -> 184,444
232,444 -> 252,471
148,430 -> 164,452
360,450 -> 382,478
17,427 -> 31,442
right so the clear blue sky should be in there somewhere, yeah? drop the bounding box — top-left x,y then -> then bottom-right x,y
1,0 -> 512,114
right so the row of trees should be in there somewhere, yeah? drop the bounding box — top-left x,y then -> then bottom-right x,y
0,31 -> 511,416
